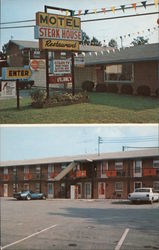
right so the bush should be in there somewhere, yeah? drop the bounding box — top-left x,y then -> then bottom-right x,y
81,80 -> 94,92
107,84 -> 118,93
137,85 -> 151,96
31,88 -> 47,107
96,83 -> 107,92
121,84 -> 133,95
32,92 -> 89,108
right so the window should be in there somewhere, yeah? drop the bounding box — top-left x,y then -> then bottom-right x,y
48,165 -> 54,179
100,161 -> 108,177
115,161 -> 123,170
4,168 -> 8,175
134,182 -> 142,190
13,167 -> 17,176
35,183 -> 40,193
24,183 -> 29,191
153,160 -> 159,168
115,182 -> 123,191
134,160 -> 142,177
104,63 -> 133,82
61,164 -> 67,170
24,166 -> 29,180
13,184 -> 18,193
36,166 -> 41,179
153,181 -> 159,191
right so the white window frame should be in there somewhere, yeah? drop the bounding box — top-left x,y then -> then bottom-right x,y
115,161 -> 123,170
35,182 -> 40,193
48,164 -> 54,179
24,166 -> 29,180
133,160 -> 142,177
4,167 -> 8,175
153,160 -> 159,168
115,182 -> 123,192
104,63 -> 134,83
100,161 -> 108,178
36,165 -> 41,179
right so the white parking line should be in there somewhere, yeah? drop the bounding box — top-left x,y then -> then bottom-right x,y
114,228 -> 129,250
1,224 -> 58,249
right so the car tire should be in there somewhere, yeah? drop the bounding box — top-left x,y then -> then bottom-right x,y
26,195 -> 31,201
42,195 -> 46,200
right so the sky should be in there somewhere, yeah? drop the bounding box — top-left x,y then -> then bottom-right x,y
0,0 -> 159,50
0,125 -> 158,162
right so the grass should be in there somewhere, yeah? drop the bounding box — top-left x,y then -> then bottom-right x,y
0,92 -> 158,123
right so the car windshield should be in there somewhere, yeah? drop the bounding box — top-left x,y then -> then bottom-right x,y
135,188 -> 150,193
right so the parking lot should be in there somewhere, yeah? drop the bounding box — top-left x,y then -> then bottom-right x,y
1,198 -> 159,250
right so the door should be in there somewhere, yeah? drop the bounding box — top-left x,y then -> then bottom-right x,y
48,183 -> 54,198
85,182 -> 91,199
77,183 -> 82,199
4,184 -> 8,197
98,182 -> 106,199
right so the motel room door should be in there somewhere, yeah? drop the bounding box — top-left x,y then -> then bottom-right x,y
98,182 -> 106,199
48,183 -> 54,198
4,184 -> 8,197
85,182 -> 91,199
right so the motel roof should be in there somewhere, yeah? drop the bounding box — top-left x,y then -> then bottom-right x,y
0,148 -> 158,168
7,40 -> 159,64
84,43 -> 159,65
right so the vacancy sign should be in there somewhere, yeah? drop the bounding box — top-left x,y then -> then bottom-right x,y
35,12 -> 81,51
53,60 -> 71,74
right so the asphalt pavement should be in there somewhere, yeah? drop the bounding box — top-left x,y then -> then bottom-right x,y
1,198 -> 159,250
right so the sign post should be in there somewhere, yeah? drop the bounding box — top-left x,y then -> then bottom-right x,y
72,53 -> 75,96
16,80 -> 20,110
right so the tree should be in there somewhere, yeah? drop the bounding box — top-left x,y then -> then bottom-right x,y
90,36 -> 102,46
108,39 -> 118,48
82,31 -> 91,45
131,36 -> 149,46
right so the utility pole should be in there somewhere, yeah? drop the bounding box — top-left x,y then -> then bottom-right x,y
98,136 -> 102,156
120,36 -> 123,48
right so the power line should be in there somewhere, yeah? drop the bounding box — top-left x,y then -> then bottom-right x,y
82,11 -> 159,23
0,25 -> 35,29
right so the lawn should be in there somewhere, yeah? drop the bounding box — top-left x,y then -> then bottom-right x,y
0,92 -> 158,123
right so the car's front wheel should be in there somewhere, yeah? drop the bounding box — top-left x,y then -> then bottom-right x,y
26,195 -> 31,201
42,195 -> 46,200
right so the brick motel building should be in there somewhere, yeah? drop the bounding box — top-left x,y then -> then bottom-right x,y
0,149 -> 159,199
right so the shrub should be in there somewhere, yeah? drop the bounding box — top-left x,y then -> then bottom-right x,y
96,83 -> 107,92
31,88 -> 47,107
121,84 -> 133,95
137,85 -> 151,96
81,80 -> 94,92
107,84 -> 118,93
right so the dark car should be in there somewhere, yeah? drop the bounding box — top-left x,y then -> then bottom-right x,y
13,190 -> 46,200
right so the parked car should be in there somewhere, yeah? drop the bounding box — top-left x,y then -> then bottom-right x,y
13,190 -> 46,200
128,188 -> 159,204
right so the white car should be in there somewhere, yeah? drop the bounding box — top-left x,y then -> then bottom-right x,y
128,188 -> 159,204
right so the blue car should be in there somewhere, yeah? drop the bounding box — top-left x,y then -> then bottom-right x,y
13,190 -> 46,200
